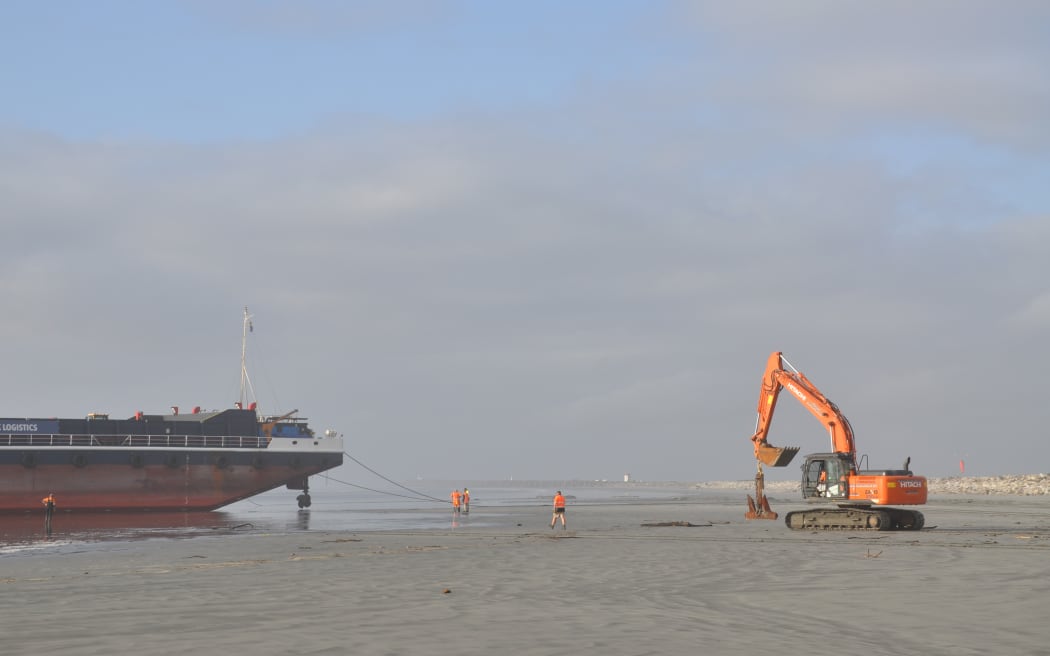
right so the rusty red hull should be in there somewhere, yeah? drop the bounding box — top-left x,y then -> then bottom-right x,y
0,448 -> 342,513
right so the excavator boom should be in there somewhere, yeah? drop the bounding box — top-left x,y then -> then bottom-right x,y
748,352 -> 855,467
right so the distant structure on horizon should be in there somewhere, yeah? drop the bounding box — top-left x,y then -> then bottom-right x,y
624,473 -> 631,482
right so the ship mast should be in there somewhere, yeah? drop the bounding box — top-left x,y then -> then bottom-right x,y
239,306 -> 257,408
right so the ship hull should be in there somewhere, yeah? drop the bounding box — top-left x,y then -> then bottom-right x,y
0,448 -> 342,513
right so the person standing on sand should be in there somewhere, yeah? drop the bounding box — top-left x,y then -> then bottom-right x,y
451,489 -> 462,514
550,490 -> 567,529
42,493 -> 56,533
462,488 -> 470,514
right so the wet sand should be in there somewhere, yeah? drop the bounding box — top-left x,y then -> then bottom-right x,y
2,494 -> 1049,655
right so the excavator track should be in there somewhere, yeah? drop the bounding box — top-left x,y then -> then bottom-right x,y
784,507 -> 925,531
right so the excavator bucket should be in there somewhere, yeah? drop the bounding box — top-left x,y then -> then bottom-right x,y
755,443 -> 800,467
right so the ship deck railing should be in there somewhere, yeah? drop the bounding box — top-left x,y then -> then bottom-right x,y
0,434 -> 271,449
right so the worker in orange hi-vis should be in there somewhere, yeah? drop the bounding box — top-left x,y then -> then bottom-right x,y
42,493 -> 56,532
451,489 -> 462,514
550,490 -> 567,529
462,488 -> 470,514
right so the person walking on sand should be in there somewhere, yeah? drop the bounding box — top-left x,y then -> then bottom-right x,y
462,488 -> 470,514
451,488 -> 462,514
550,490 -> 567,529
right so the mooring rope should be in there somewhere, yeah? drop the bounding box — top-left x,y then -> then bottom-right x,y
339,451 -> 448,503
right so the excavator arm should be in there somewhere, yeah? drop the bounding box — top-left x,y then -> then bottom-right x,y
749,351 -> 856,467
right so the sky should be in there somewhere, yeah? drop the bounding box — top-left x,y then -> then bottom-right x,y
2,1 -> 1049,484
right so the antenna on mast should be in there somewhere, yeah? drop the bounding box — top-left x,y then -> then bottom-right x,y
239,306 -> 257,408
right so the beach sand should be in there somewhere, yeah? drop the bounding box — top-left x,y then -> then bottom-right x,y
2,494 -> 1049,655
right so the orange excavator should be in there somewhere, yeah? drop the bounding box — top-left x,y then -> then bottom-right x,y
745,351 -> 927,530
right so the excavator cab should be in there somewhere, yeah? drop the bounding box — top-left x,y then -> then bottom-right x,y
801,453 -> 850,501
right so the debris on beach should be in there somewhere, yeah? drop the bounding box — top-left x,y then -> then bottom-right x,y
640,521 -> 711,527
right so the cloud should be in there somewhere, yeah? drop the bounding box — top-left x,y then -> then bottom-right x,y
668,1 -> 1050,148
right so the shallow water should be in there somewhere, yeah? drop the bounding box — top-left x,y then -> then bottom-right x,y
0,480 -> 716,554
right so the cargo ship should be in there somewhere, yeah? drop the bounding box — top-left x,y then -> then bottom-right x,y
0,309 -> 343,513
